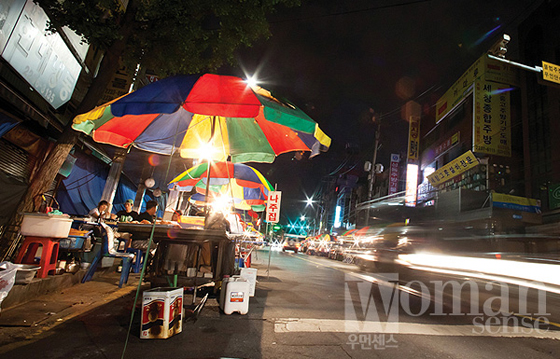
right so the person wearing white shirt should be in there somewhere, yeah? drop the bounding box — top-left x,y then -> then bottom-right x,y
88,200 -> 117,221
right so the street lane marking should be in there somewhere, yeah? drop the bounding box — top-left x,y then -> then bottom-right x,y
283,258 -> 560,336
274,318 -> 560,339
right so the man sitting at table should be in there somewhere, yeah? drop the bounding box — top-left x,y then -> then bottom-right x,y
130,200 -> 159,252
137,200 -> 158,224
116,199 -> 139,222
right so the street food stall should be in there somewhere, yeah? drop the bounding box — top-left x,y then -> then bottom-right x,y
117,223 -> 234,288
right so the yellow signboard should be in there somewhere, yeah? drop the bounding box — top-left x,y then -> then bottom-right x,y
407,116 -> 420,161
473,79 -> 511,157
492,193 -> 541,213
436,54 -> 519,123
427,150 -> 479,187
542,61 -> 560,84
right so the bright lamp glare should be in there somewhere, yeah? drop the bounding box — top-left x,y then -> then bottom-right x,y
306,197 -> 314,207
211,195 -> 233,214
197,142 -> 217,161
245,76 -> 258,88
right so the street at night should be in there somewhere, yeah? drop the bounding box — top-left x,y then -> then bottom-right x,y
1,1 -> 560,358
2,249 -> 560,358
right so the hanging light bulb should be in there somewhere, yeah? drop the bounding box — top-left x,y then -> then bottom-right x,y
145,177 -> 155,188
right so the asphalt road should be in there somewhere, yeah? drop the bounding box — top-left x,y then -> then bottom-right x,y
3,249 -> 560,358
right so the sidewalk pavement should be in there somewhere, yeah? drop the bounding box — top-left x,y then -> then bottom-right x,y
0,268 -> 146,352
0,250 -> 270,353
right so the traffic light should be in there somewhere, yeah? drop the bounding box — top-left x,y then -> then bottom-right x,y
273,224 -> 282,232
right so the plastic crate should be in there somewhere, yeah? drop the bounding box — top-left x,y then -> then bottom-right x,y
59,235 -> 86,250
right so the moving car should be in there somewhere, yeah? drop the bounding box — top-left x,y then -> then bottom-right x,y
282,237 -> 302,253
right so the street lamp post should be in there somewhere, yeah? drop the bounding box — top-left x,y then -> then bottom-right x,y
366,113 -> 380,226
306,196 -> 325,235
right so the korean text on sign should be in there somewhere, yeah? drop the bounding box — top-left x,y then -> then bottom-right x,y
265,191 -> 282,223
427,150 -> 480,187
542,61 -> 560,85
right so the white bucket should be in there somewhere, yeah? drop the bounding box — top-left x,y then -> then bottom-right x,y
222,277 -> 250,315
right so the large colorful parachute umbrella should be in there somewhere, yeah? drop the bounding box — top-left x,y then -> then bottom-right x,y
73,74 -> 331,163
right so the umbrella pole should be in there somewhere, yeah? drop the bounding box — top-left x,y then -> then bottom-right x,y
204,116 -> 217,227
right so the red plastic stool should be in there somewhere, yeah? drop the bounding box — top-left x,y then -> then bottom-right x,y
15,236 -> 60,278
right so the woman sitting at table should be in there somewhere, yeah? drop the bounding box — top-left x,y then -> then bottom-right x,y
171,210 -> 182,222
89,200 -> 117,222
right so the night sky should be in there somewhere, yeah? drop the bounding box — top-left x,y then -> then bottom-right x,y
221,0 -> 538,221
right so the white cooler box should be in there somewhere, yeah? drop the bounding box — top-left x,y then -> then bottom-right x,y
220,276 -> 250,315
240,268 -> 257,297
20,213 -> 73,238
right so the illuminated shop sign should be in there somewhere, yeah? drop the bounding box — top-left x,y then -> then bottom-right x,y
405,163 -> 418,207
1,0 -> 82,109
542,61 -> 560,85
265,191 -> 282,223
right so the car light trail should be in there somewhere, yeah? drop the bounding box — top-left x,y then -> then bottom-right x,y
398,253 -> 560,294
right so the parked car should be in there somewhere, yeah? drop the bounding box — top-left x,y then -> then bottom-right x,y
328,238 -> 354,261
315,241 -> 333,257
328,243 -> 342,260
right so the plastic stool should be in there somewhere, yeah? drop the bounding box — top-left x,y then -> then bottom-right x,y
15,236 -> 60,278
126,248 -> 144,273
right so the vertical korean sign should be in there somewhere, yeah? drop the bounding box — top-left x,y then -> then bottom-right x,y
473,79 -> 511,157
407,116 -> 420,162
266,191 -> 282,223
388,154 -> 400,195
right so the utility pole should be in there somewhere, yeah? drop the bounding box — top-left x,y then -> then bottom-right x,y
366,112 -> 380,226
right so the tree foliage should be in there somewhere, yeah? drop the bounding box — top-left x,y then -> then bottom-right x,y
0,0 -> 300,260
35,0 -> 299,76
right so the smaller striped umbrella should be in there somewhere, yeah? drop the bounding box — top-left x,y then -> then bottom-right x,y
169,161 -> 273,193
169,162 -> 272,211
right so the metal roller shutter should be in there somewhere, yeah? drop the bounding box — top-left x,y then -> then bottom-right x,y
0,138 -> 29,181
